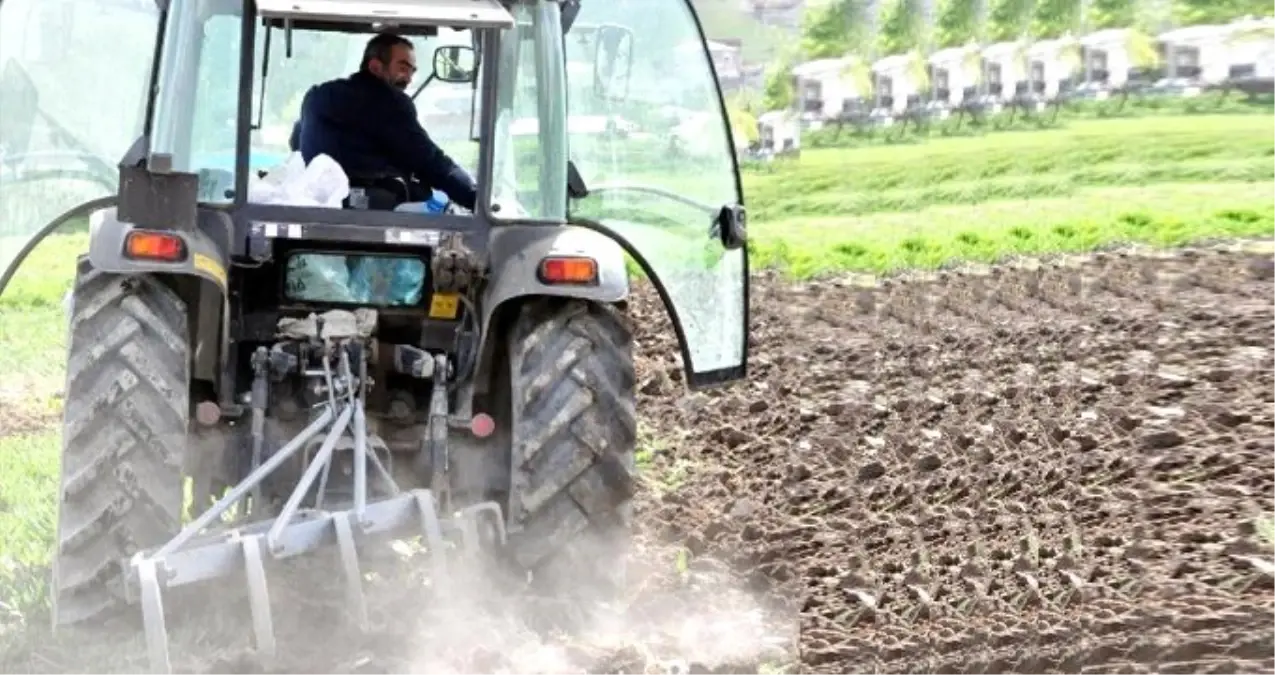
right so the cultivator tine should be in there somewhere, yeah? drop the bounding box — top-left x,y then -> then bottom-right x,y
333,512 -> 369,630
411,489 -> 449,581
241,534 -> 277,659
353,398 -> 370,519
456,503 -> 508,553
458,515 -> 479,552
353,353 -> 370,520
137,558 -> 170,675
368,447 -> 400,495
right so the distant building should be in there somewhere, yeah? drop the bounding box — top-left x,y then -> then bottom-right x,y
707,39 -> 745,90
1025,37 -> 1080,98
928,44 -> 982,105
791,57 -> 867,121
670,38 -> 745,93
871,53 -> 918,113
980,40 -> 1029,100
1158,17 -> 1275,83
1079,28 -> 1135,88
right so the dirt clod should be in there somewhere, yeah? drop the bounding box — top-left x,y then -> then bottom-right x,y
1141,428 -> 1187,449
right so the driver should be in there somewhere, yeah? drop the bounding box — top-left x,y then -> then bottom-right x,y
292,32 -> 477,211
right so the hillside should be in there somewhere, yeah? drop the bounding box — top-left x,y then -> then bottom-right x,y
691,0 -> 792,63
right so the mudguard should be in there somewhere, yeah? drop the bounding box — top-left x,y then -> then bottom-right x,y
86,207 -> 230,292
474,223 -> 630,387
87,207 -> 232,385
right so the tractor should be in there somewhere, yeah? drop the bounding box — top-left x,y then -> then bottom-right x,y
0,0 -> 750,671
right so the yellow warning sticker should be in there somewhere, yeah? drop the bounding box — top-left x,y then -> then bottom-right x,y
192,253 -> 228,287
429,292 -> 460,319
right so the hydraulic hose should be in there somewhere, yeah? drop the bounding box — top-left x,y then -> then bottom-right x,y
0,196 -> 118,299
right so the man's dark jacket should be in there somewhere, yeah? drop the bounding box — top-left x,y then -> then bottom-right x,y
291,70 -> 477,210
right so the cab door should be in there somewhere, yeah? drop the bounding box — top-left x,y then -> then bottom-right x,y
564,0 -> 749,389
0,0 -> 160,292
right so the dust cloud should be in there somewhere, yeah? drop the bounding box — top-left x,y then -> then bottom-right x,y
70,513 -> 799,674
321,530 -> 799,674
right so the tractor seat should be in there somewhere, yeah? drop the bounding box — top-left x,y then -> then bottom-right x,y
346,173 -> 418,211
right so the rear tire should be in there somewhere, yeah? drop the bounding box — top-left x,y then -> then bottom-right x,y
501,298 -> 638,625
51,262 -> 189,628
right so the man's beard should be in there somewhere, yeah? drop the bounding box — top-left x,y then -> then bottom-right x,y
375,71 -> 410,90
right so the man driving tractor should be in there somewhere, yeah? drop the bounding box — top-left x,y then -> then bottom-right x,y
288,32 -> 478,211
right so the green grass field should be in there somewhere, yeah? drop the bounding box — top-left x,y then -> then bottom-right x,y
0,111 -> 1272,637
743,115 -> 1274,277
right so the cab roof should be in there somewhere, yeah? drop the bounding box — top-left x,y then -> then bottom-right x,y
256,0 -> 515,31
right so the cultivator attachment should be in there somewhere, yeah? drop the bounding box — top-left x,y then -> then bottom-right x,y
125,310 -> 506,674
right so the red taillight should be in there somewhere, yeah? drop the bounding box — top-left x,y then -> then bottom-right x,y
124,230 -> 186,262
538,256 -> 598,286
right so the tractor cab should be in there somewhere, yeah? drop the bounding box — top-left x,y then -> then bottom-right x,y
1,0 -> 749,386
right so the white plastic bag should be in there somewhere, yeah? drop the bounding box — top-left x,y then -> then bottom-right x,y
300,153 -> 350,207
247,152 -> 307,204
247,152 -> 349,208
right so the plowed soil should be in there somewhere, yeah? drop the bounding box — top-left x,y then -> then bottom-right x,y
630,241 -> 1275,674
3,241 -> 1273,674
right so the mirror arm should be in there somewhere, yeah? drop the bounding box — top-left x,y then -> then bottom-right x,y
410,73 -> 436,101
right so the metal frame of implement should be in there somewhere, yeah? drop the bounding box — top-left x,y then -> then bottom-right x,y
126,336 -> 506,674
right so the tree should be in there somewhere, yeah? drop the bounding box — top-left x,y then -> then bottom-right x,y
841,55 -> 877,99
988,0 -> 1037,40
727,104 -> 760,145
879,0 -> 931,53
1173,0 -> 1274,26
1031,0 -> 1083,37
761,49 -> 798,110
960,46 -> 986,88
726,88 -> 763,114
801,0 -> 881,58
937,0 -> 988,47
1126,27 -> 1161,68
1086,0 -> 1136,29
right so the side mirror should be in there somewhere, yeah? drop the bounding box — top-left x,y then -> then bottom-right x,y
593,24 -> 634,102
433,45 -> 476,84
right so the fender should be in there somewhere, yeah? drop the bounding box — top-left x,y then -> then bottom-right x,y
87,207 -> 231,290
472,223 -> 630,391
87,207 -> 233,387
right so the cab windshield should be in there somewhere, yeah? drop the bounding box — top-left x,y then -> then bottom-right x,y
248,27 -> 481,179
